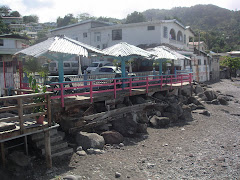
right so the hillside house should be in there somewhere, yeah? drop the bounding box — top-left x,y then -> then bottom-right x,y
0,34 -> 29,94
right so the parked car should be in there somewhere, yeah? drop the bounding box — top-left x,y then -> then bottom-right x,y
86,61 -> 112,74
49,61 -> 79,75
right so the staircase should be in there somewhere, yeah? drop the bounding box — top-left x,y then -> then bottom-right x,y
30,128 -> 73,157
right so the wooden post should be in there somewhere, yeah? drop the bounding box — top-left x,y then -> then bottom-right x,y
90,81 -> 93,103
161,75 -> 163,90
146,77 -> 149,93
129,78 -> 132,96
19,61 -> 23,89
47,94 -> 52,126
17,98 -> 24,134
3,61 -> 6,88
60,83 -> 64,108
181,74 -> 183,88
114,79 -> 116,99
44,129 -> 52,169
1,142 -> 5,168
24,136 -> 28,155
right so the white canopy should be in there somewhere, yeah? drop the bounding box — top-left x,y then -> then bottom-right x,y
102,42 -> 153,58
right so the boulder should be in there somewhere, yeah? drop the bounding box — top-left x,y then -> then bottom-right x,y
211,99 -> 220,105
150,115 -> 170,128
76,132 -> 105,150
188,96 -> 201,105
162,112 -> 179,123
164,103 -> 183,117
181,88 -> 191,97
204,90 -> 217,101
192,110 -> 210,116
217,96 -> 229,105
116,104 -> 127,109
188,103 -> 197,111
198,93 -> 208,101
194,85 -> 204,94
180,105 -> 192,120
130,96 -> 146,104
137,112 -> 149,123
137,123 -> 148,133
0,122 -> 16,132
101,131 -> 124,144
112,113 -> 138,137
166,95 -> 179,103
153,92 -> 165,100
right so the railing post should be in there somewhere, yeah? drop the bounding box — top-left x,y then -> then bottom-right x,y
161,75 -> 163,90
114,79 -> 117,99
90,81 -> 93,103
47,94 -> 52,126
170,75 -> 173,90
146,77 -> 149,93
60,83 -> 64,108
17,98 -> 24,134
44,129 -> 52,169
181,74 -> 183,88
129,78 -> 132,96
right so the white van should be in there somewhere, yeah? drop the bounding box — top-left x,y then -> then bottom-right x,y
86,61 -> 112,74
49,61 -> 79,75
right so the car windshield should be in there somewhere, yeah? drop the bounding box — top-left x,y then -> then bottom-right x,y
89,63 -> 99,67
50,62 -> 56,67
99,68 -> 114,72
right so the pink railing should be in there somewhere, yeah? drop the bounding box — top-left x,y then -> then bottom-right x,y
49,73 -> 192,108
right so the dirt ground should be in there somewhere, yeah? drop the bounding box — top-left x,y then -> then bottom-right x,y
3,79 -> 240,180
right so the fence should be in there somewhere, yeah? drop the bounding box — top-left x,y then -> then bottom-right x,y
50,73 -> 192,108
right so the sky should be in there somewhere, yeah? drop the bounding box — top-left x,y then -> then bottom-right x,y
1,0 -> 240,23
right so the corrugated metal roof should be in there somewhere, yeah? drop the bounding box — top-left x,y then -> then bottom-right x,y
15,36 -> 104,58
161,46 -> 191,60
102,42 -> 153,58
147,47 -> 177,60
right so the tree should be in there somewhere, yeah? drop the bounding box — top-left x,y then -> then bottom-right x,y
77,13 -> 95,21
0,5 -> 11,17
57,14 -> 78,27
220,56 -> 240,78
10,11 -> 21,17
125,11 -> 146,24
23,15 -> 39,23
0,20 -> 10,34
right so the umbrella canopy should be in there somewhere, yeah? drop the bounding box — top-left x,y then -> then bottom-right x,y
16,35 -> 104,58
15,35 -> 105,82
147,46 -> 177,60
102,42 -> 154,78
102,42 -> 153,58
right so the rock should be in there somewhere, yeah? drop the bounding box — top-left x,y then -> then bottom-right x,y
150,115 -> 170,128
137,123 -> 148,134
0,122 -> 16,132
204,90 -> 217,101
162,112 -> 179,123
217,96 -> 229,105
101,131 -> 124,144
194,85 -> 204,94
188,96 -> 201,105
96,124 -> 110,132
164,103 -> 183,117
76,146 -> 83,151
63,175 -> 82,180
75,132 -> 105,150
112,113 -> 138,137
180,105 -> 192,120
115,172 -> 121,178
167,95 -> 179,103
119,143 -> 124,147
94,102 -> 107,113
192,110 -> 210,116
153,92 -> 165,100
188,103 -> 197,110
60,116 -> 86,132
76,150 -> 87,156
211,99 -> 220,105
181,88 -> 191,97
130,96 -> 146,104
87,148 -> 105,154
155,111 -> 162,117
137,112 -> 149,123
9,151 -> 31,167
196,105 -> 205,109
198,93 -> 208,101
116,104 -> 127,108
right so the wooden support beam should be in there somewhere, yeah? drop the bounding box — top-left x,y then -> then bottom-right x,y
44,130 -> 52,169
24,136 -> 28,155
47,95 -> 52,126
17,98 -> 24,134
0,142 -> 5,168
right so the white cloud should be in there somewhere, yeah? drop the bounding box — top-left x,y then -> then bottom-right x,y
1,0 -> 239,23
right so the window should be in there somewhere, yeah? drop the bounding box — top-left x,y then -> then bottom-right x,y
72,62 -> 78,67
102,44 -> 108,49
184,34 -> 186,44
83,32 -> 87,38
198,59 -> 201,65
94,32 -> 101,42
163,26 -> 168,38
177,31 -> 183,42
147,26 -> 155,30
112,29 -> 122,40
169,29 -> 176,40
64,63 -> 70,67
204,60 -> 207,65
75,37 -> 78,41
0,39 -> 3,46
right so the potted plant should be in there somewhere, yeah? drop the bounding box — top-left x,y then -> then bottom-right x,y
28,76 -> 47,124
